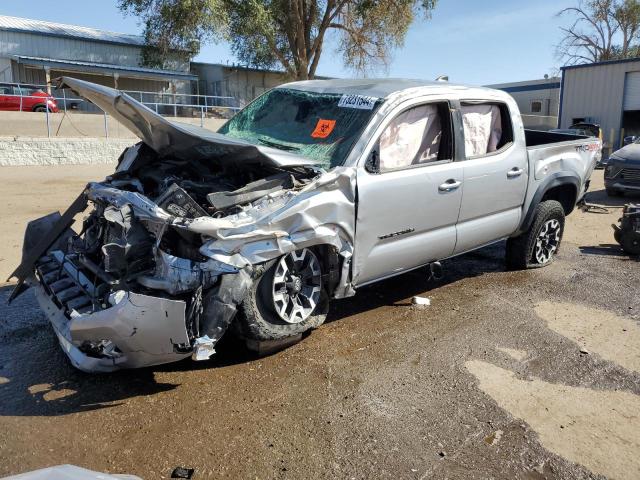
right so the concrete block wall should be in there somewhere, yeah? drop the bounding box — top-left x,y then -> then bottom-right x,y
0,137 -> 135,166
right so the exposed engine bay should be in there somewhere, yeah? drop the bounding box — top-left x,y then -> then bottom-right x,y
79,143 -> 318,296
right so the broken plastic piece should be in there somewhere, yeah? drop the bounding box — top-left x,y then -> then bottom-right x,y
192,335 -> 216,361
411,296 -> 431,306
171,467 -> 195,479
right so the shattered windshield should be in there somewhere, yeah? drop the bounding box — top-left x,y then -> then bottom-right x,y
219,88 -> 383,169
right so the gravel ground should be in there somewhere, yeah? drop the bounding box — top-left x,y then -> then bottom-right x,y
0,168 -> 638,479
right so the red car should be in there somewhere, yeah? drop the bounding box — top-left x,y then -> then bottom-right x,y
0,83 -> 59,112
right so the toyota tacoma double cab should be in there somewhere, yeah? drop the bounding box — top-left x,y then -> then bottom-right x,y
8,77 -> 601,372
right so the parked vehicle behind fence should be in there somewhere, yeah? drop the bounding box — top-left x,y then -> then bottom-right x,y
0,83 -> 59,112
8,77 -> 601,373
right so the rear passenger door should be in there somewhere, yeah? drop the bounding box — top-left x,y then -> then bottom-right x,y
453,101 -> 528,254
353,100 -> 463,286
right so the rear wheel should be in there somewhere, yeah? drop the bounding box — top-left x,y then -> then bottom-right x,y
236,248 -> 329,341
506,200 -> 565,269
620,232 -> 640,255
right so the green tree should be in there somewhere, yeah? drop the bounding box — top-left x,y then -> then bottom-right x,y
119,0 -> 438,79
557,0 -> 640,65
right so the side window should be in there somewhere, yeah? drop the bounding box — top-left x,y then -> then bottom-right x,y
378,102 -> 452,171
460,102 -> 514,158
531,100 -> 542,113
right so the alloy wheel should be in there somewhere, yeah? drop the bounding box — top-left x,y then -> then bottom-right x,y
271,248 -> 322,324
535,219 -> 561,264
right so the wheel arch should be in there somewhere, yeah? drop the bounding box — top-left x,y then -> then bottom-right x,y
517,173 -> 580,235
305,243 -> 341,297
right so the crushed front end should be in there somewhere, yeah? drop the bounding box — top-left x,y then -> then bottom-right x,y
8,76 -> 358,372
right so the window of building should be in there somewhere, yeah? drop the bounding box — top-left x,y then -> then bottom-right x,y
460,102 -> 514,158
378,102 -> 452,171
531,100 -> 543,113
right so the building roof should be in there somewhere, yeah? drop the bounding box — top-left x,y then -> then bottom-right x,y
0,14 -> 144,47
560,57 -> 640,71
486,78 -> 561,94
11,55 -> 198,81
279,78 -> 484,99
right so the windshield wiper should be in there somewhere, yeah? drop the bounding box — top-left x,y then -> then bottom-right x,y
258,138 -> 300,152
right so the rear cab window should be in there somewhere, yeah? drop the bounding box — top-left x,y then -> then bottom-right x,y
460,102 -> 514,158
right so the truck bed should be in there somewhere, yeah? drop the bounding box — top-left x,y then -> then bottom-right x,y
522,129 -> 601,210
524,129 -> 589,148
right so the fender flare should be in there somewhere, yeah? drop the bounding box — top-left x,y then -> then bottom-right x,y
516,173 -> 581,235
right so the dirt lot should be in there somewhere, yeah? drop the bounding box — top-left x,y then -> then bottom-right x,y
0,167 -> 638,479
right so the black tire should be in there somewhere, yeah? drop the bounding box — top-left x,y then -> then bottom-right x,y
614,228 -> 623,245
620,232 -> 640,255
506,200 -> 565,270
606,187 -> 622,197
235,249 -> 329,341
33,105 -> 47,112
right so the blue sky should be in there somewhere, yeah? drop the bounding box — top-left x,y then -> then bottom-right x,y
1,0 -> 575,85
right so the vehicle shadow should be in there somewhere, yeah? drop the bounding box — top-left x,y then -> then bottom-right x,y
325,241 -> 507,322
0,242 -> 507,417
584,188 -> 640,207
579,243 -> 627,257
0,284 -> 181,417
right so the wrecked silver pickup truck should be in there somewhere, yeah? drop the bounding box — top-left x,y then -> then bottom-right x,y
9,77 -> 601,372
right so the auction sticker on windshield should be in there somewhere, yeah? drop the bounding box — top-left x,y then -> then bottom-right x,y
338,94 -> 378,110
311,119 -> 337,138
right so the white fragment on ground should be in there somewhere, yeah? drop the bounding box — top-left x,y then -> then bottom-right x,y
411,296 -> 431,306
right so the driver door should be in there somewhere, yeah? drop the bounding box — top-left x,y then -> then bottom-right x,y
352,101 -> 463,286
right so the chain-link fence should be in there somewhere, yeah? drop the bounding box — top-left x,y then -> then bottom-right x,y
0,82 -> 239,138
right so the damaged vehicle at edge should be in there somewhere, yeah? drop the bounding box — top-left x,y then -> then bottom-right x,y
8,77 -> 601,372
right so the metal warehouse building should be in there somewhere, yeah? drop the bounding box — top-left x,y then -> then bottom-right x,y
559,57 -> 640,154
488,77 -> 560,116
487,77 -> 560,130
192,62 -> 292,108
0,15 -> 196,106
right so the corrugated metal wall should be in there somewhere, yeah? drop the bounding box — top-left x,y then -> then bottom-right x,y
0,30 -> 143,67
560,60 -> 640,151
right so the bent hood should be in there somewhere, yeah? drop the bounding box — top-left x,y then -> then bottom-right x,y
57,76 -> 318,169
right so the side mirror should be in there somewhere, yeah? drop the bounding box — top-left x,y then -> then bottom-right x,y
365,149 -> 380,174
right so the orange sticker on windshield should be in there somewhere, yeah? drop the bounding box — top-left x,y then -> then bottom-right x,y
311,119 -> 336,138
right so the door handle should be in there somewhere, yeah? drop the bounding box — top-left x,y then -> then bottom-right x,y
507,167 -> 524,178
438,179 -> 462,192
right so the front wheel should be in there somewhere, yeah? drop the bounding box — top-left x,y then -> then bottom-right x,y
506,200 -> 565,269
235,248 -> 329,341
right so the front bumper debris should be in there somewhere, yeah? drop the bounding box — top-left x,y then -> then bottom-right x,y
33,251 -> 191,372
